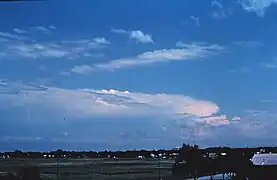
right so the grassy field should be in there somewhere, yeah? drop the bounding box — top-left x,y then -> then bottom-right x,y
0,158 -> 175,180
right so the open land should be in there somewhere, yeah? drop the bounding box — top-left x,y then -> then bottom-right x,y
0,158 -> 175,180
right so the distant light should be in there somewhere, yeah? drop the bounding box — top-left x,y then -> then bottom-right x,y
221,153 -> 227,156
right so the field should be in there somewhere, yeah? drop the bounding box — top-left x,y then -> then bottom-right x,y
0,158 -> 175,180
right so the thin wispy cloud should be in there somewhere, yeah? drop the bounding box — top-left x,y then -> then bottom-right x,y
48,25 -> 57,30
111,28 -> 154,43
0,28 -> 110,60
93,37 -> 110,44
239,0 -> 277,17
110,28 -> 127,34
211,0 -> 231,19
260,100 -> 275,103
233,40 -> 263,47
0,32 -> 28,41
260,62 -> 277,69
245,109 -> 268,116
71,65 -> 94,74
190,16 -> 200,26
13,28 -> 27,34
72,42 -> 224,73
30,26 -> 54,34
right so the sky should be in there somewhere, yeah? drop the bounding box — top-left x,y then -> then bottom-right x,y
1,0 -> 277,151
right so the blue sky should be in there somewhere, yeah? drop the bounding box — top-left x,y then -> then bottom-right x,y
1,0 -> 277,151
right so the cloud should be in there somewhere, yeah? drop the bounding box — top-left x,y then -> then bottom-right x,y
129,30 -> 154,43
203,115 -> 230,126
0,81 -> 225,124
111,28 -> 153,43
190,16 -> 200,26
0,28 -> 110,60
0,32 -> 28,41
110,28 -> 128,34
233,40 -> 263,47
227,67 -> 251,73
71,65 -> 94,74
211,0 -> 229,19
48,25 -> 57,30
6,43 -> 70,59
232,116 -> 241,121
245,109 -> 267,116
5,83 -> 277,148
260,62 -> 277,69
211,0 -> 236,19
30,26 -> 55,34
212,0 -> 224,9
93,37 -> 110,44
72,42 -> 224,73
13,28 -> 27,34
239,0 -> 277,17
260,100 -> 275,103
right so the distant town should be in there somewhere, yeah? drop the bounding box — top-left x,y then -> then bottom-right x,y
1,144 -> 276,160
1,144 -> 277,179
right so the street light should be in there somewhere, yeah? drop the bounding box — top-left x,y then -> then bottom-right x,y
157,152 -> 163,180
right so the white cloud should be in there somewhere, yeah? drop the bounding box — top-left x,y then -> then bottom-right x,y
71,65 -> 94,74
31,26 -> 52,34
48,25 -> 57,30
0,82 -> 224,125
13,28 -> 27,34
0,32 -> 28,41
190,16 -> 200,26
260,62 -> 277,69
211,0 -> 231,19
232,116 -> 241,121
176,41 -> 224,50
72,42 -> 223,72
110,28 -> 127,34
0,30 -> 110,60
233,40 -> 263,47
6,43 -> 70,59
239,0 -> 277,17
93,37 -> 110,44
111,28 -> 153,43
129,30 -> 153,43
203,115 -> 230,126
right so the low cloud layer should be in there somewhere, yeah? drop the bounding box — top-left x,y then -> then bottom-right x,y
0,81 -> 234,150
0,81 -> 225,123
1,81 -> 277,149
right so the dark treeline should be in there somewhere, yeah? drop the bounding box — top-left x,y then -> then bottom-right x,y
172,144 -> 277,179
1,144 -> 277,159
0,148 -> 179,159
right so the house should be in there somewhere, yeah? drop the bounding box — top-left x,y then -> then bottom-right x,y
248,153 -> 277,179
208,152 -> 217,159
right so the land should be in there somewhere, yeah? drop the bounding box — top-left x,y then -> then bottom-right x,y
0,158 -> 175,180
1,145 -> 275,180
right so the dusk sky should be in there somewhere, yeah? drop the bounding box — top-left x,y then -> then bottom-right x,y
1,0 -> 277,151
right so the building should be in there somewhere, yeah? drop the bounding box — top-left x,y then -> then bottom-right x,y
248,153 -> 277,179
